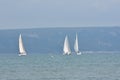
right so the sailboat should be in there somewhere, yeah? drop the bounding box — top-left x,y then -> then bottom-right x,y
63,35 -> 71,55
19,34 -> 27,56
74,34 -> 81,55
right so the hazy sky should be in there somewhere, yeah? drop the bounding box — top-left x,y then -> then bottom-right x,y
0,0 -> 120,29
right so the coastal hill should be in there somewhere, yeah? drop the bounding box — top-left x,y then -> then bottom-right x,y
0,27 -> 120,54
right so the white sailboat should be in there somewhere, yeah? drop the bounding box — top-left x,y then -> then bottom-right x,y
74,34 -> 81,55
63,35 -> 71,55
19,34 -> 27,56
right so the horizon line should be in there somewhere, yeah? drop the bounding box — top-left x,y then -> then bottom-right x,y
0,26 -> 119,30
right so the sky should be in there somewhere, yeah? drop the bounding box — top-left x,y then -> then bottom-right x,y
0,0 -> 120,29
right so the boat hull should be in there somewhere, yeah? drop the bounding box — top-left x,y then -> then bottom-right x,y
18,53 -> 27,56
63,52 -> 71,55
76,52 -> 82,55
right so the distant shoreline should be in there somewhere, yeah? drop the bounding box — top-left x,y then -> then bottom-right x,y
82,51 -> 120,54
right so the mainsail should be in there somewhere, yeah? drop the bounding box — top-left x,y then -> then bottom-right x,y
74,34 -> 81,55
63,35 -> 71,55
19,34 -> 27,56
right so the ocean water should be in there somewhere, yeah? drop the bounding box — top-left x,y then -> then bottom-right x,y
0,53 -> 120,80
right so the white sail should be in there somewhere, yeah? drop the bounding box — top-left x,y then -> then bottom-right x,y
63,35 -> 71,55
19,34 -> 27,56
74,34 -> 81,55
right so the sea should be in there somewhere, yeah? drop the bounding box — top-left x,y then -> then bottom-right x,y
0,53 -> 120,80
